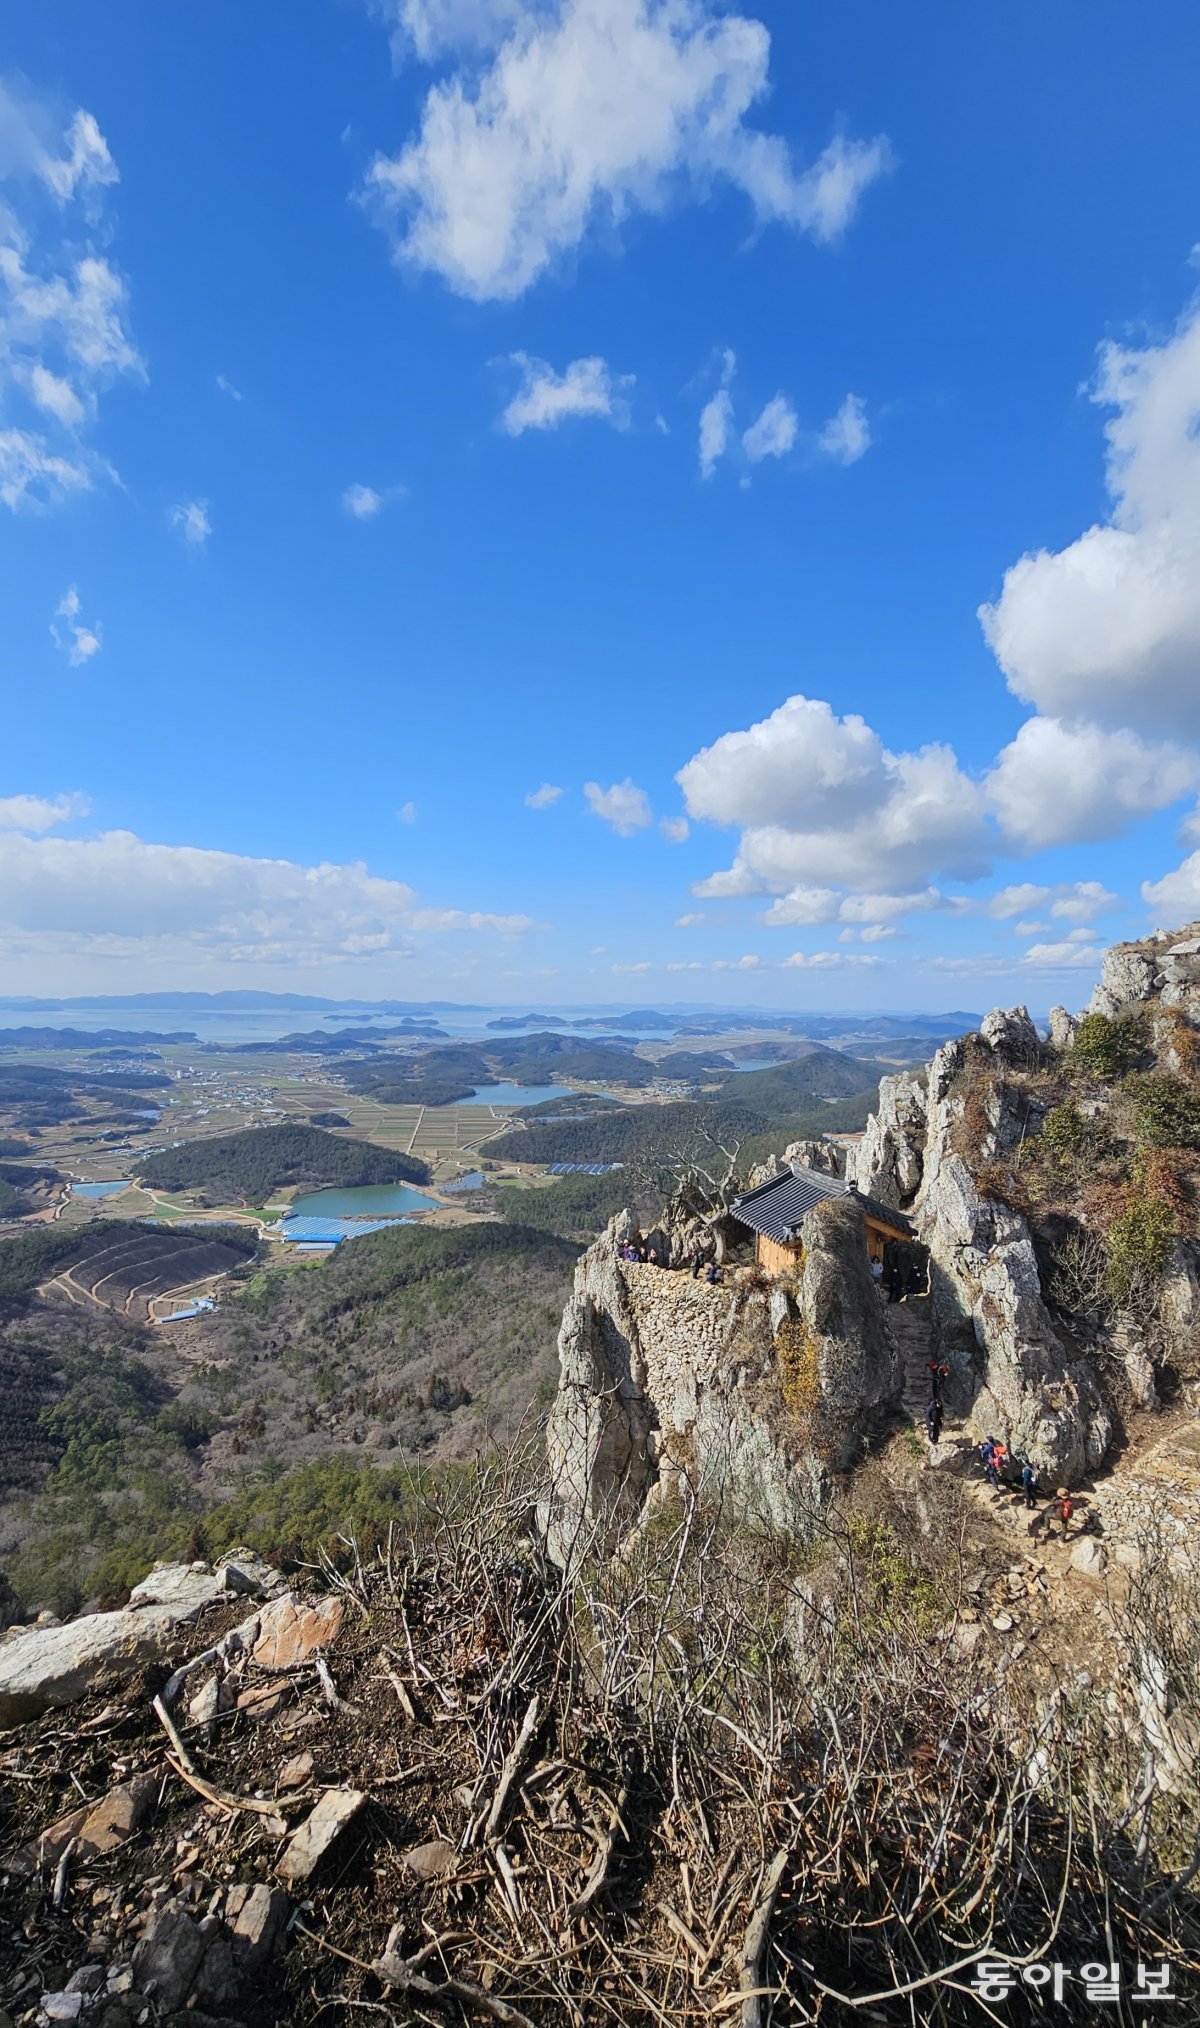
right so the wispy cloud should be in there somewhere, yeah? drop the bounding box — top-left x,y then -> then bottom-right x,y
525,783 -> 563,809
50,585 -> 101,666
170,499 -> 211,546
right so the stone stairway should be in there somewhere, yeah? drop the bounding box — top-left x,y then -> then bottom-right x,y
884,1293 -> 935,1421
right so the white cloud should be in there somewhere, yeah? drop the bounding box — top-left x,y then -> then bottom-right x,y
525,782 -> 563,808
762,883 -> 943,929
171,500 -> 211,546
980,290 -> 1200,734
0,825 -> 540,966
674,911 -> 704,926
50,585 -> 101,667
0,791 -> 89,833
28,363 -> 85,427
659,815 -> 689,842
500,352 -> 632,434
379,0 -> 530,62
780,948 -> 883,969
742,394 -> 797,465
584,778 -> 652,836
215,374 -> 243,402
1013,920 -> 1049,936
397,801 -> 417,823
0,81 -> 118,204
0,87 -> 141,512
988,880 -> 1118,923
1022,941 -> 1103,969
1143,851 -> 1200,923
666,958 -> 704,970
612,960 -> 653,973
364,0 -> 890,301
698,379 -> 734,479
817,391 -> 870,465
343,482 -> 383,518
680,693 -> 988,899
987,715 -> 1197,848
1065,926 -> 1095,943
0,428 -> 90,510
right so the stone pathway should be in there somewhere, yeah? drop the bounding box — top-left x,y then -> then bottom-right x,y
885,1292 -> 935,1421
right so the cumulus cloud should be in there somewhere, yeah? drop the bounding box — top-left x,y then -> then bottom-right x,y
659,815 -> 689,842
987,715 -> 1198,848
987,880 -> 1119,923
675,910 -> 704,926
742,394 -> 797,465
679,693 -> 988,902
979,290 -> 1200,733
0,791 -> 89,833
49,584 -> 100,666
1143,852 -> 1200,922
364,0 -> 891,301
500,352 -> 632,434
171,499 -> 211,546
525,782 -> 563,808
612,960 -> 653,973
0,90 -> 142,511
0,825 -> 540,967
817,391 -> 870,465
584,778 -> 653,836
1022,941 -> 1103,969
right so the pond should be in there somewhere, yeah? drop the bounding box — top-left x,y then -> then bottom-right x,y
457,1083 -> 573,1107
73,1180 -> 131,1198
289,1183 -> 440,1219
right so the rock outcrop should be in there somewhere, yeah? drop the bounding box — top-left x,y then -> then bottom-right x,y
543,1201 -> 901,1559
0,1553 -> 288,1728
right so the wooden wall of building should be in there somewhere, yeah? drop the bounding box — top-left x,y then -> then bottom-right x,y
755,1233 -> 800,1277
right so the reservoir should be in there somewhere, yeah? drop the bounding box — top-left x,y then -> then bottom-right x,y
289,1183 -> 440,1219
457,1082 -> 573,1107
73,1179 -> 131,1198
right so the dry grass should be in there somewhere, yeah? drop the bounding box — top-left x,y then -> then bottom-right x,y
4,1449 -> 1199,2025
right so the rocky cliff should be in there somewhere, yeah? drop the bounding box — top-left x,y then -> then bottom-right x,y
849,924 -> 1200,1482
543,1202 -> 900,1560
546,923 -> 1200,1542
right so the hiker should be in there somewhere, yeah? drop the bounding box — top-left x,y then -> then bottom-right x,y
926,1398 -> 943,1445
871,1255 -> 884,1285
991,1439 -> 1009,1486
906,1247 -> 926,1298
979,1436 -> 998,1486
704,1259 -> 722,1286
1020,1459 -> 1039,1511
688,1238 -> 703,1280
1052,1487 -> 1075,1539
926,1357 -> 950,1404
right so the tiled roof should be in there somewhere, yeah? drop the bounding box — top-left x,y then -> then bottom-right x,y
730,1166 -> 912,1245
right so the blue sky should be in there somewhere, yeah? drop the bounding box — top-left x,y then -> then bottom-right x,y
3,0 -> 1200,1010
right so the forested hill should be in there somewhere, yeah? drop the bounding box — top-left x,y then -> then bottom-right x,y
716,1049 -> 894,1108
134,1125 -> 429,1204
488,1086 -> 881,1173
